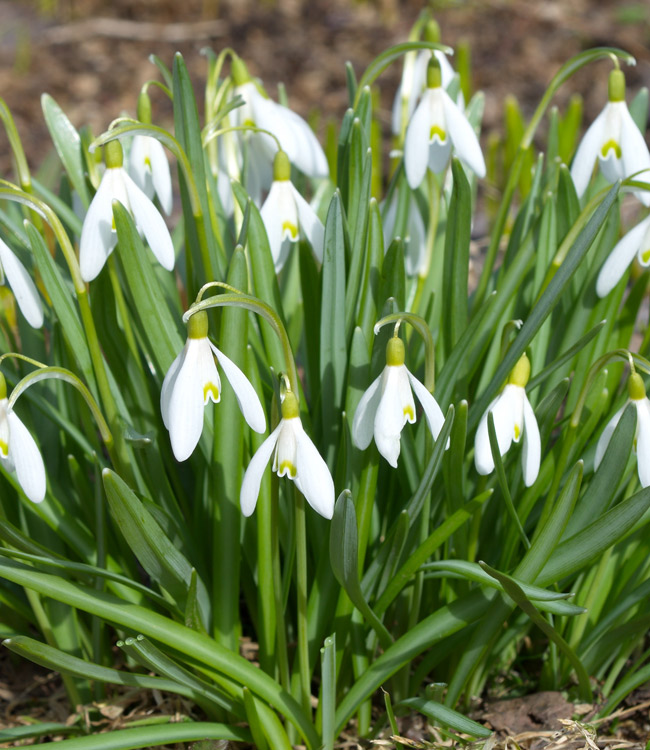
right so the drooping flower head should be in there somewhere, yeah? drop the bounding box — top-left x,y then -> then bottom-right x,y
240,388 -> 335,519
0,372 -> 46,503
595,371 -> 650,488
80,139 -> 175,282
474,353 -> 540,486
127,91 -> 173,216
260,150 -> 325,272
352,336 -> 445,467
230,56 -> 329,186
404,57 -> 485,189
161,310 -> 266,462
571,68 -> 650,205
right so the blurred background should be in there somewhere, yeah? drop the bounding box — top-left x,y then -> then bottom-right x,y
0,0 -> 649,179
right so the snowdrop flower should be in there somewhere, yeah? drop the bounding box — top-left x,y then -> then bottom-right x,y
80,139 -> 175,282
352,336 -> 445,467
240,389 -> 334,519
474,353 -> 540,486
382,190 -> 426,275
161,311 -> 266,462
0,238 -> 43,328
404,57 -> 485,189
260,150 -> 324,272
595,371 -> 650,487
392,19 -> 460,137
571,69 -> 650,205
0,373 -> 45,503
127,91 -> 173,216
596,211 -> 650,297
230,56 -> 329,182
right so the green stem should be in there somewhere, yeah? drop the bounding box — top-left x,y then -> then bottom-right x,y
272,480 -> 291,694
294,489 -> 312,718
107,254 -> 143,373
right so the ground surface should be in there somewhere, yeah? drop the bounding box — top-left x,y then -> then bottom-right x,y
0,0 -> 649,746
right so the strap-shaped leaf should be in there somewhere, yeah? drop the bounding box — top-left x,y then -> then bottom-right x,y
399,696 -> 491,738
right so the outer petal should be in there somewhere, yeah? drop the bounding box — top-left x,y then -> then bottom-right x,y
240,423 -> 282,516
278,106 -> 329,178
441,89 -> 486,178
0,239 -> 43,328
407,371 -> 445,441
474,391 -> 516,475
404,91 -> 433,189
260,181 -> 297,270
160,345 -> 187,429
148,137 -> 173,216
351,373 -> 383,450
596,215 -> 650,297
635,398 -> 650,487
570,104 -> 609,198
374,366 -> 408,467
594,404 -> 625,469
166,339 -> 207,461
521,395 -> 541,486
128,136 -> 154,199
293,423 -> 335,519
474,396 -> 499,475
292,185 -> 325,263
210,343 -> 266,433
123,172 -> 175,271
79,169 -> 119,281
620,104 -> 650,206
8,410 -> 46,503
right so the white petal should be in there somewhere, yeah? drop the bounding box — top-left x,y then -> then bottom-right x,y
474,397 -> 499,475
278,105 -> 329,178
599,148 -> 625,184
594,404 -> 625,469
635,399 -> 650,487
619,104 -> 650,206
166,339 -> 208,461
260,181 -> 298,271
374,366 -> 409,467
521,395 -> 541,486
8,410 -> 46,503
351,374 -> 383,450
210,343 -> 266,433
570,104 -> 609,198
292,185 -> 325,263
407,371 -> 445,441
240,422 -> 282,516
293,423 -> 335,519
0,239 -> 43,328
427,136 -> 452,175
79,169 -> 120,282
441,89 -> 486,178
160,345 -> 186,429
147,137 -> 173,216
245,135 -> 275,204
123,172 -> 175,271
128,136 -> 154,199
404,91 -> 433,189
474,391 -> 516,475
596,215 -> 650,297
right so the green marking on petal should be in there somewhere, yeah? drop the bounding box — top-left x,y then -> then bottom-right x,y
278,460 -> 297,478
600,139 -> 622,159
282,221 -> 299,240
404,405 -> 415,420
0,440 -> 8,457
203,382 -> 220,403
514,423 -> 521,441
144,156 -> 152,168
429,125 -> 446,142
641,248 -> 650,264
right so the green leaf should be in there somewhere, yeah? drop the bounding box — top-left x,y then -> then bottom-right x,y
103,469 -> 210,629
41,94 -> 90,208
0,723 -> 78,743
399,697 -> 491,738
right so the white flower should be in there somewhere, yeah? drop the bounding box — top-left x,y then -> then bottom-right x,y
128,135 -> 173,216
595,371 -> 650,488
352,336 -> 445,467
474,354 -> 540,487
230,57 -> 329,181
80,140 -> 174,282
0,238 -> 43,328
392,49 -> 460,136
260,151 -> 324,271
240,390 -> 334,519
404,58 -> 485,189
382,190 -> 426,275
0,383 -> 46,503
571,69 -> 650,205
596,212 -> 650,297
160,311 -> 266,462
